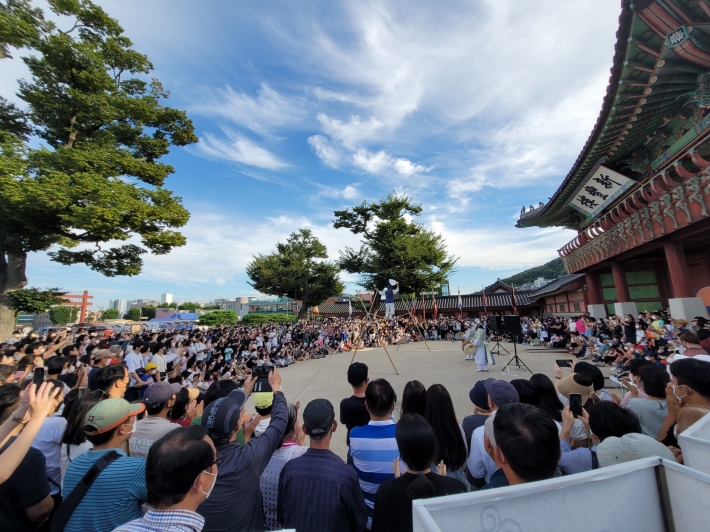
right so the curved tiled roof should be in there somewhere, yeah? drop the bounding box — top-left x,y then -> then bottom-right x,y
527,274 -> 586,300
517,0 -> 710,230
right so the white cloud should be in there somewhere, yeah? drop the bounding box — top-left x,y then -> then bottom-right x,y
310,182 -> 361,201
317,113 -> 385,149
193,83 -> 307,137
137,209 -> 363,285
308,135 -> 342,168
197,129 -> 287,170
429,217 -> 575,270
352,148 -> 428,177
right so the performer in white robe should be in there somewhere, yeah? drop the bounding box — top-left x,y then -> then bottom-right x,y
379,280 -> 399,319
464,319 -> 488,371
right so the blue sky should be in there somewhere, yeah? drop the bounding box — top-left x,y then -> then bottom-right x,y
2,0 -> 622,309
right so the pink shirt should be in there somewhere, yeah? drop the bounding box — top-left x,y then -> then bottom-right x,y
576,319 -> 586,334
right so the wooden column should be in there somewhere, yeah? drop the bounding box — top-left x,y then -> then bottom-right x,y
664,240 -> 692,298
611,262 -> 630,302
585,271 -> 603,305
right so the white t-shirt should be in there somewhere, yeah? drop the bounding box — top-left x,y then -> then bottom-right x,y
125,351 -> 145,386
152,353 -> 167,373
31,415 -> 67,495
61,441 -> 93,483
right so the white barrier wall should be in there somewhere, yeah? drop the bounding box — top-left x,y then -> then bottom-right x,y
413,458 -> 710,532
678,410 -> 710,476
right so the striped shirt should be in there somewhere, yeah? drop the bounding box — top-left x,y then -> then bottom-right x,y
62,448 -> 147,532
349,420 -> 398,529
113,509 -> 205,532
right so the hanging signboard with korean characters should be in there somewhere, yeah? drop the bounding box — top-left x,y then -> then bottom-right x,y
568,163 -> 635,219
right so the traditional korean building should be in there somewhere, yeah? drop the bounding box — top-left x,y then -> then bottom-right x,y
317,281 -> 537,318
517,0 -> 710,320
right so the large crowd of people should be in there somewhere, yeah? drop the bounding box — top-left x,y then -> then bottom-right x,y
0,310 -> 708,531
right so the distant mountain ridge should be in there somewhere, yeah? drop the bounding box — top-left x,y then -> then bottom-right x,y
499,258 -> 568,287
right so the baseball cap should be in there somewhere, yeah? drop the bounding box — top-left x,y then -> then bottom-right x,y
469,378 -> 495,410
108,345 -> 122,354
596,433 -> 676,467
92,348 -> 112,361
303,398 -> 335,437
144,362 -> 157,371
201,389 -> 248,435
347,362 -> 368,385
254,392 -> 274,409
484,380 -> 519,406
143,381 -> 182,408
85,398 -> 145,435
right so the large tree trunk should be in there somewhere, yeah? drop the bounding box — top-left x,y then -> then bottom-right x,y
297,304 -> 309,321
0,248 -> 28,342
296,281 -> 309,321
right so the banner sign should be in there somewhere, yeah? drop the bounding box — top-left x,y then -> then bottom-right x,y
568,164 -> 635,218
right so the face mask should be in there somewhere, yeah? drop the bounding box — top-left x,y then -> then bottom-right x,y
672,385 -> 688,402
200,470 -> 217,498
122,423 -> 135,435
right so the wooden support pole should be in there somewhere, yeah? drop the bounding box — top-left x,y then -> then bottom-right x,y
611,262 -> 630,302
664,240 -> 692,298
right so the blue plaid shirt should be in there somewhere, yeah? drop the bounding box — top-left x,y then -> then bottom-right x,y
113,509 -> 205,532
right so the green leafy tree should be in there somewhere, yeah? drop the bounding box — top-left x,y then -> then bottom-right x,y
102,307 -> 119,319
141,305 -> 157,320
157,302 -> 177,309
7,286 -> 66,315
0,0 -> 197,341
333,193 -> 458,295
124,307 -> 141,321
0,0 -> 49,59
246,229 -> 344,321
241,313 -> 295,325
499,258 -> 568,286
198,310 -> 236,326
48,305 -> 78,325
177,301 -> 199,311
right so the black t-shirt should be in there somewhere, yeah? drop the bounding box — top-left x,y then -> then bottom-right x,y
57,373 -> 77,388
0,437 -> 51,530
339,395 -> 370,447
371,472 -> 467,532
461,413 -> 487,448
87,366 -> 101,391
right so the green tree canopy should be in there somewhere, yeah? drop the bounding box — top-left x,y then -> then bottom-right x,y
241,313 -> 296,325
198,310 -> 236,326
141,305 -> 156,320
48,304 -> 77,325
157,302 -> 177,308
7,286 -> 65,314
0,0 -> 197,340
333,193 -> 458,294
246,229 -> 344,320
124,307 -> 141,321
499,258 -> 568,286
177,301 -> 200,311
102,307 -> 118,319
0,0 -> 49,59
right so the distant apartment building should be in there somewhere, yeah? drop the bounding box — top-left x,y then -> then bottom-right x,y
108,299 -> 128,315
161,293 -> 173,304
32,314 -> 52,329
128,299 -> 160,309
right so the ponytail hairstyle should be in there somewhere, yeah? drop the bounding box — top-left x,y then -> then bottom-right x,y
396,414 -> 437,500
